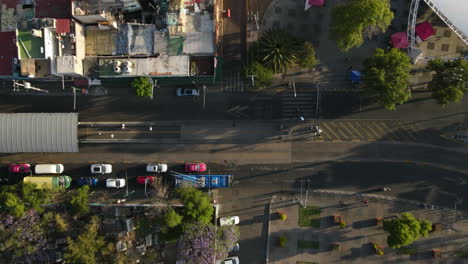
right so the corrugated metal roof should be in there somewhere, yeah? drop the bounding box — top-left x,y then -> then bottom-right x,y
0,113 -> 79,153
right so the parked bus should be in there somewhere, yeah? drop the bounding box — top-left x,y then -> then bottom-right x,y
23,176 -> 72,190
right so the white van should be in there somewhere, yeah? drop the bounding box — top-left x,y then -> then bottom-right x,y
35,164 -> 64,174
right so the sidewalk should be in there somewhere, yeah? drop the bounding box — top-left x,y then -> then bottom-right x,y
268,191 -> 468,263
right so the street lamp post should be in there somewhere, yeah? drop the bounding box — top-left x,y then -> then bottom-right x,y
315,84 -> 320,118
293,80 -> 296,98
203,84 -> 207,110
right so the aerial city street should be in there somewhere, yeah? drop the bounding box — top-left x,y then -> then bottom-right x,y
0,0 -> 467,263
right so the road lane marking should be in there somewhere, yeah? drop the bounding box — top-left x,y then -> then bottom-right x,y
321,122 -> 341,140
344,122 -> 366,139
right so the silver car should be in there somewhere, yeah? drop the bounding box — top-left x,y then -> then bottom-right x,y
91,164 -> 112,174
176,88 -> 199,96
146,163 -> 168,173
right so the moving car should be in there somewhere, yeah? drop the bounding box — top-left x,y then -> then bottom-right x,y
106,178 -> 125,188
8,164 -> 30,174
136,176 -> 157,185
91,164 -> 112,174
219,216 -> 240,226
217,256 -> 239,264
184,162 -> 207,172
78,177 -> 98,186
146,163 -> 168,173
35,164 -> 64,174
176,88 -> 199,96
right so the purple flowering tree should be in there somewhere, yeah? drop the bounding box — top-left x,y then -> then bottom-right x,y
0,209 -> 49,263
177,222 -> 239,264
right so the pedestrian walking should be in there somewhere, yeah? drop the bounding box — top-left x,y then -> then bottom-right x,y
363,200 -> 369,207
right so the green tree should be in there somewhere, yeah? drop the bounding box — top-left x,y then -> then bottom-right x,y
330,0 -> 394,52
3,192 -> 25,218
258,27 -> 299,73
65,216 -> 113,264
177,187 -> 213,224
164,208 -> 183,228
297,41 -> 316,68
69,185 -> 90,217
0,182 -> 54,217
243,61 -> 274,87
132,77 -> 153,98
55,213 -> 68,232
383,213 -> 432,248
427,58 -> 468,105
362,48 -> 412,110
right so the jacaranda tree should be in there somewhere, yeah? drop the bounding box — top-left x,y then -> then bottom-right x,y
177,222 -> 239,264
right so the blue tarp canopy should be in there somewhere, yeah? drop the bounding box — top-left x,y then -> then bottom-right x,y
350,70 -> 362,82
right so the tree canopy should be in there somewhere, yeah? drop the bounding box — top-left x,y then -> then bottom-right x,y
383,213 -> 432,248
258,27 -> 299,73
177,222 -> 239,264
65,216 -> 113,264
176,187 -> 213,224
132,77 -> 154,98
427,58 -> 468,105
69,185 -> 90,217
330,0 -> 393,52
0,183 -> 55,218
164,208 -> 183,228
362,48 -> 412,110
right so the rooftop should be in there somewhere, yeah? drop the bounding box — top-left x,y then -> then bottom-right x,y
98,56 -> 190,77
0,32 -> 17,76
35,0 -> 72,19
427,0 -> 468,44
0,113 -> 79,153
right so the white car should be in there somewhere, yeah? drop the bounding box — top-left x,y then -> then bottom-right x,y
176,88 -> 199,96
106,178 -> 125,188
91,164 -> 112,174
217,256 -> 239,264
146,163 -> 168,173
219,216 -> 240,226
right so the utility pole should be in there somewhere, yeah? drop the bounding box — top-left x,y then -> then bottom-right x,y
315,84 -> 320,118
300,177 -> 303,206
125,169 -> 129,197
293,80 -> 296,98
203,84 -> 207,110
73,88 -> 76,111
144,178 -> 148,197
304,178 -> 310,208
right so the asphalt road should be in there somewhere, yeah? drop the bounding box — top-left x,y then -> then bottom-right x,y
215,161 -> 468,263
0,90 -> 466,123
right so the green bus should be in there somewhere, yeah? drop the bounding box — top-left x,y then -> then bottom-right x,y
23,176 -> 72,190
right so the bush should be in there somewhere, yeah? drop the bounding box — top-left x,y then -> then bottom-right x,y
297,41 -> 316,68
243,61 -> 274,88
278,236 -> 288,247
339,220 -> 346,228
373,243 -> 384,255
278,212 -> 287,221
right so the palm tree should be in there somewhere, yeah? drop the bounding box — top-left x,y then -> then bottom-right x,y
258,27 -> 298,73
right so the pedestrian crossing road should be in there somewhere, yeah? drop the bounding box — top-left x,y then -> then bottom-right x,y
295,120 -> 440,142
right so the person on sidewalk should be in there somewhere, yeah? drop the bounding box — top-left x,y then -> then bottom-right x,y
363,200 -> 369,207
